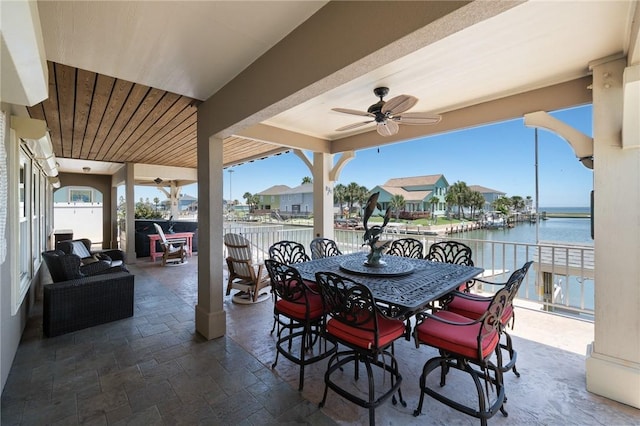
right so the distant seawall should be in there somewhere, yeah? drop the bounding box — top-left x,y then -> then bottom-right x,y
540,207 -> 590,219
542,212 -> 591,219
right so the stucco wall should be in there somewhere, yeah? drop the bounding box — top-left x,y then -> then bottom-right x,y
55,173 -> 114,249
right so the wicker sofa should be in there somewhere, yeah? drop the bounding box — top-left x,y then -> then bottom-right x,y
41,250 -> 134,337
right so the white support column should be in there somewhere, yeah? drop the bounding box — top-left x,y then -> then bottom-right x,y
110,185 -> 118,249
195,133 -> 226,340
170,181 -> 181,219
312,152 -> 335,239
586,58 -> 640,408
124,163 -> 136,263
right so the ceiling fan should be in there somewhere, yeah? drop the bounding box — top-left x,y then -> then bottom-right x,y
332,87 -> 441,136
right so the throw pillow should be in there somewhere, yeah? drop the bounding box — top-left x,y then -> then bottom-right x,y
71,241 -> 92,258
81,255 -> 100,265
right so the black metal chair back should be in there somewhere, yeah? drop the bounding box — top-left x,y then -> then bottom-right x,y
315,271 -> 380,346
265,259 -> 313,317
268,240 -> 310,264
426,240 -> 474,292
505,260 -> 533,306
425,240 -> 473,266
387,238 -> 424,259
310,237 -> 343,260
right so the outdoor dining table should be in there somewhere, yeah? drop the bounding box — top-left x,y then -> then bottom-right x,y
293,252 -> 484,319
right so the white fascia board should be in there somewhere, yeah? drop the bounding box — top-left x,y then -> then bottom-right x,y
0,0 -> 48,106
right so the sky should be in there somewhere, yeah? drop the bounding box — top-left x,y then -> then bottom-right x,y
134,104 -> 594,208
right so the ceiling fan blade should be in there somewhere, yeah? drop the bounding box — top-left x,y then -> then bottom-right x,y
381,95 -> 418,115
332,108 -> 374,117
376,119 -> 399,137
394,112 -> 442,125
335,120 -> 375,131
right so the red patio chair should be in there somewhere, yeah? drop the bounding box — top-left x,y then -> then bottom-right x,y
412,285 -> 511,425
265,260 -> 336,390
315,271 -> 406,426
443,260 -> 533,377
268,240 -> 312,333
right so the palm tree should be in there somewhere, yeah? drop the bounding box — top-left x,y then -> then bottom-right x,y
355,185 -> 369,217
389,194 -> 406,220
447,181 -> 470,219
249,194 -> 260,212
511,195 -> 525,212
242,192 -> 260,212
492,196 -> 511,215
469,191 -> 485,219
334,184 -> 347,218
242,192 -> 253,207
301,176 -> 312,184
429,195 -> 439,222
345,182 -> 361,216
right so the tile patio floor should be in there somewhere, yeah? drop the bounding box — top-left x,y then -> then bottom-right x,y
2,255 -> 639,425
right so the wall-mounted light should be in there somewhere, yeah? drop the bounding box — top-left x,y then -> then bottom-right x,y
82,166 -> 91,173
48,176 -> 61,188
154,177 -> 163,184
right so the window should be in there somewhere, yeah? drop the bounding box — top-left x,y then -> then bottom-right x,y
19,157 -> 25,218
70,189 -> 92,203
32,166 -> 40,268
16,147 -> 31,314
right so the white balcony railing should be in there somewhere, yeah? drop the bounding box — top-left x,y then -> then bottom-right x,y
223,223 -> 595,320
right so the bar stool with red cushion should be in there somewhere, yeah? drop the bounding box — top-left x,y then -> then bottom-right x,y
268,240 -> 313,334
314,271 -> 406,426
412,285 -> 511,425
264,259 -> 336,391
444,261 -> 532,377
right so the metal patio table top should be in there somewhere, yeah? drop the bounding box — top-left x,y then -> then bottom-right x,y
294,252 -> 484,316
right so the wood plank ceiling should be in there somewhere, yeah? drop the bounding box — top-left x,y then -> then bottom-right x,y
27,61 -> 288,170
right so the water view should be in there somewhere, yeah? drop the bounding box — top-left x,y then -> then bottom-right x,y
226,207 -> 595,318
451,209 -> 593,318
460,217 -> 592,245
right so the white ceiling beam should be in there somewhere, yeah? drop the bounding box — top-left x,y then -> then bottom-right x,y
331,77 -> 593,154
198,1 -> 507,140
236,123 -> 330,152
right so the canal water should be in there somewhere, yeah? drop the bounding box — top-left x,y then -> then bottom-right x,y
459,217 -> 593,245
454,213 -> 593,316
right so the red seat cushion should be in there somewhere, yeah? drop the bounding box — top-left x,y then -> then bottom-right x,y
303,280 -> 319,291
275,291 -> 324,321
446,295 -> 513,324
327,315 -> 405,350
415,310 -> 499,360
